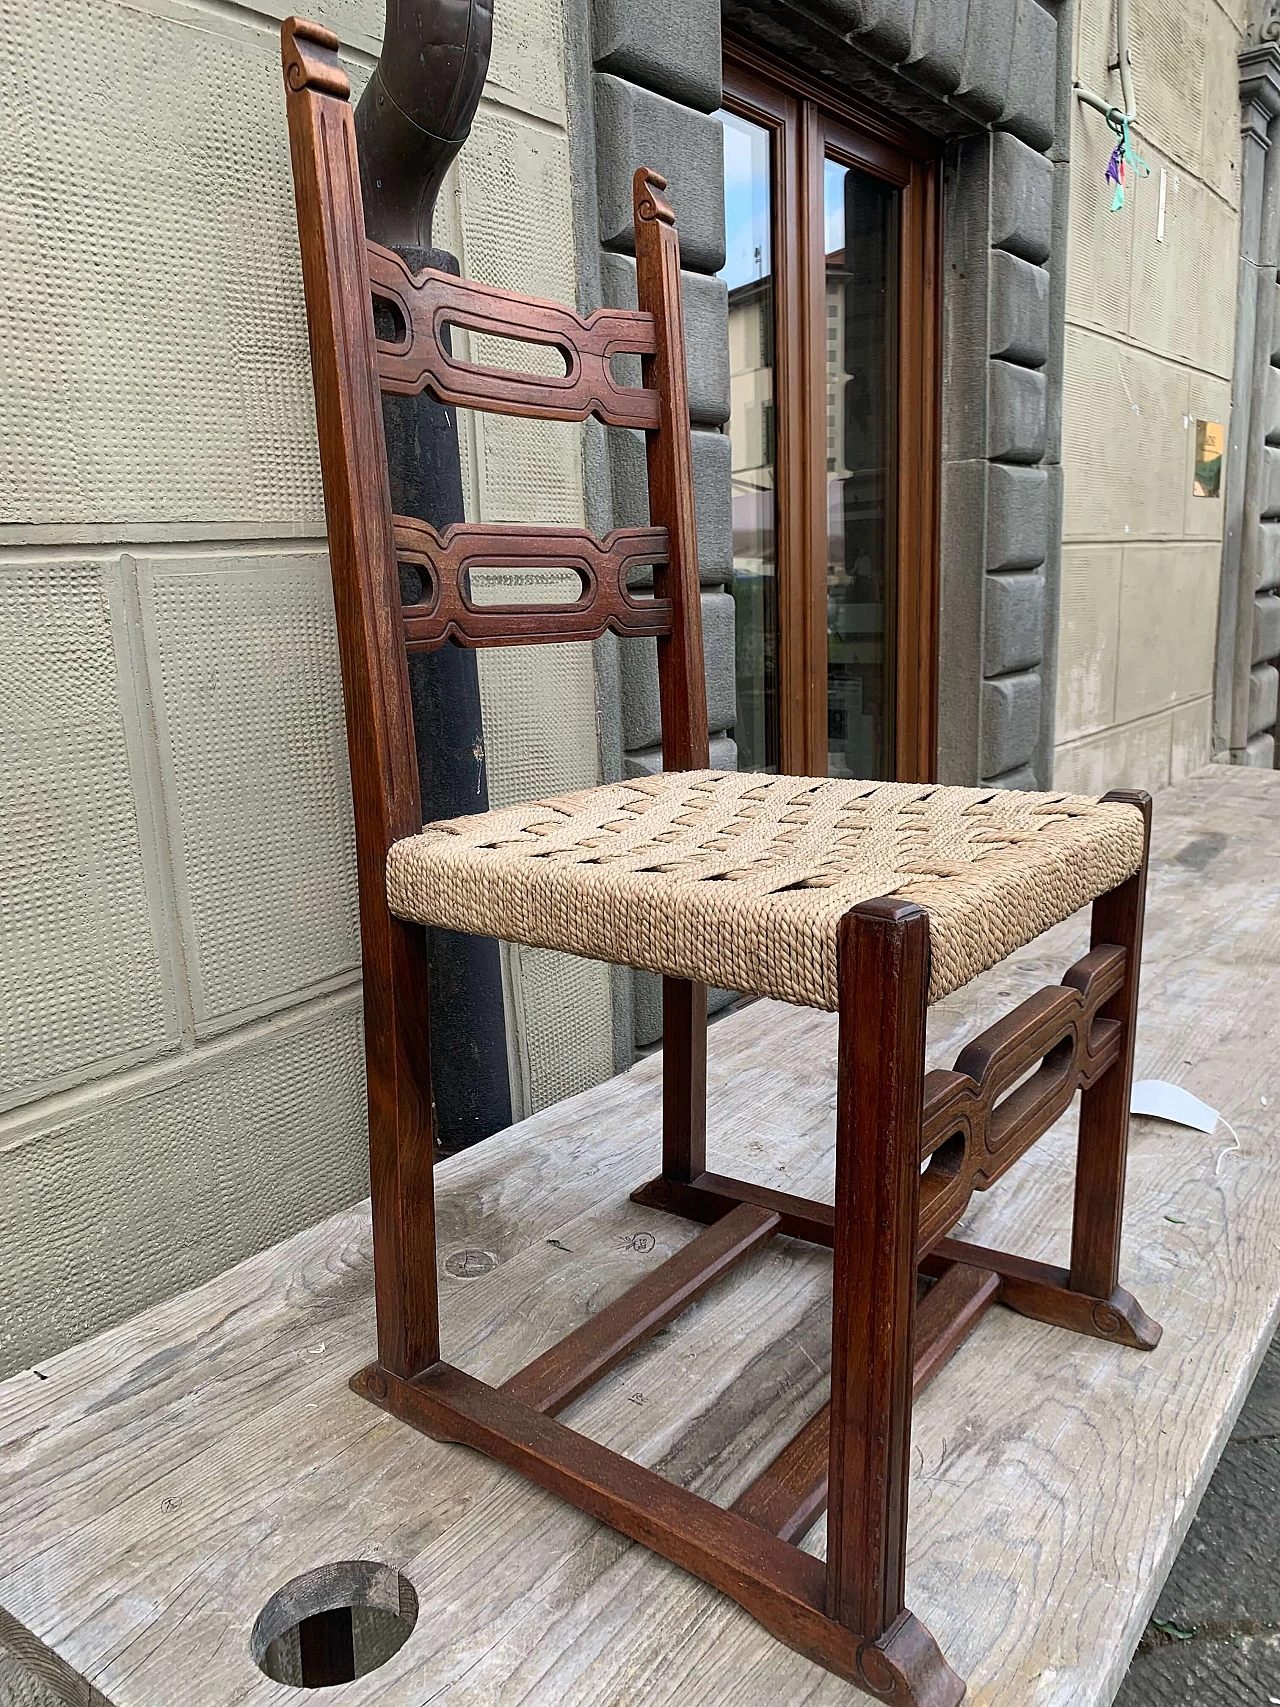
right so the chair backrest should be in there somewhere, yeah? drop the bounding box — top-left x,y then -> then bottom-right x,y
280,16 -> 710,894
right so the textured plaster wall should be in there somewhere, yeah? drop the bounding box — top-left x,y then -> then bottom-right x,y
0,0 -> 601,1378
1055,0 -> 1246,793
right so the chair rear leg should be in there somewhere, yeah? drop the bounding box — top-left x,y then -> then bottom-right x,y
367,916 -> 441,1380
1069,791 -> 1160,1342
662,975 -> 707,1184
826,900 -> 964,1707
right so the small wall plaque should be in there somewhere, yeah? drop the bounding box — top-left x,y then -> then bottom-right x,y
1194,420 -> 1223,498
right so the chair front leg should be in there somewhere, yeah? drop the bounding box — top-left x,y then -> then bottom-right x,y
1070,790 -> 1154,1322
826,899 -> 963,1707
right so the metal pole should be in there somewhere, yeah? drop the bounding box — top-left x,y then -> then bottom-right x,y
1075,0 -> 1136,126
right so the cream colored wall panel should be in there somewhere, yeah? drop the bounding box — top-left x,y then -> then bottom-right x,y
1062,0 -> 1237,805
1053,710 -> 1173,796
136,550 -> 360,1034
0,991 -> 366,1377
1170,695 -> 1213,783
477,416 -> 586,523
1123,0 -> 1208,178
1128,155 -> 1239,379
1073,0 -> 1114,107
252,0 -> 567,119
454,108 -> 583,529
124,0 -> 384,56
0,558 -> 178,1114
487,0 -> 569,124
457,108 -> 577,302
269,0 -> 383,55
1065,115 -> 1134,339
1055,545 -> 1121,741
1074,0 -> 1208,178
1114,543 -> 1220,722
1199,6 -> 1245,208
476,633 -> 598,807
507,945 -> 615,1115
0,0 -> 328,532
1183,370 -> 1233,538
1062,330 -> 1188,540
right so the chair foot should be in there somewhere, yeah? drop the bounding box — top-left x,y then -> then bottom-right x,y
1082,1286 -> 1162,1349
856,1610 -> 966,1707
923,1238 -> 1162,1350
1002,1273 -> 1161,1350
352,1357 -> 967,1701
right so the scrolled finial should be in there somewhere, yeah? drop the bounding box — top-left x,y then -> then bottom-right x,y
633,167 -> 675,227
281,15 -> 350,98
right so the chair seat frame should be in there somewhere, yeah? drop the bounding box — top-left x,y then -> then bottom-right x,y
281,20 -> 1159,1703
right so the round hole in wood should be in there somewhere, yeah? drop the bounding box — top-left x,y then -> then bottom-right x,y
250,1561 -> 417,1688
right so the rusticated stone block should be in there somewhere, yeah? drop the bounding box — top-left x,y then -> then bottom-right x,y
984,570 -> 1044,676
989,359 -> 1047,463
987,463 -> 1049,571
982,670 -> 1042,777
593,74 -> 725,272
991,130 -> 1053,264
619,590 -> 736,749
990,249 -> 1051,369
609,426 -> 732,583
591,0 -> 722,112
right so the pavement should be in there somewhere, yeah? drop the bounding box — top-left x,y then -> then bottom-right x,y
1116,1326 -> 1280,1704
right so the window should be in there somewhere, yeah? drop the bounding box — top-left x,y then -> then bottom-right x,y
715,54 -> 940,781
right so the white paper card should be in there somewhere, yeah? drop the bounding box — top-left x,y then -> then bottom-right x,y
1130,1079 -> 1219,1134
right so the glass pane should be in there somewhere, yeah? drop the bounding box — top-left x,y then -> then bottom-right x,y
717,109 -> 779,774
824,158 -> 899,780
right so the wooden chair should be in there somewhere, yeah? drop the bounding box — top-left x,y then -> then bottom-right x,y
281,19 -> 1159,1703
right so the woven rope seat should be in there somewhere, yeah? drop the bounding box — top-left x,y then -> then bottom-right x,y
387,770 -> 1146,1011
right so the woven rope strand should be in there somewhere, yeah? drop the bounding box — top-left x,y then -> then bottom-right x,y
386,771 -> 1145,1010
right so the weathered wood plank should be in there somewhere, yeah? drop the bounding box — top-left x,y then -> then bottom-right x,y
501,1201 -> 780,1414
1,767 -> 1278,1707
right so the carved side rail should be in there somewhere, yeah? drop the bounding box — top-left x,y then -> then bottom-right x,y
368,244 -> 661,428
633,943 -> 1130,1263
394,516 -> 674,649
917,944 -> 1126,1251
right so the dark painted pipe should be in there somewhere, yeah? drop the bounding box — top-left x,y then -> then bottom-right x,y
357,2 -> 512,1152
355,0 -> 494,250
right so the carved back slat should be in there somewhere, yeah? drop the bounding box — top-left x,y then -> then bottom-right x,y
394,518 -> 673,650
369,245 -> 661,429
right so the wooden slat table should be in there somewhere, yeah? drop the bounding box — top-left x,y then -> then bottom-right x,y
3,765 -> 1280,1707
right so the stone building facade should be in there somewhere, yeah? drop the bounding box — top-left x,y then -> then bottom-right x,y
0,0 -> 1261,1396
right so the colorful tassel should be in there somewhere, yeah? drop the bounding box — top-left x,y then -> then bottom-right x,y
1104,115 -> 1149,212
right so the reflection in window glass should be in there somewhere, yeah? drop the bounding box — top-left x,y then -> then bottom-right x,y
717,109 -> 779,774
824,158 -> 898,780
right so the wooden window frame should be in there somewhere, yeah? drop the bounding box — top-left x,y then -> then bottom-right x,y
722,47 -> 941,782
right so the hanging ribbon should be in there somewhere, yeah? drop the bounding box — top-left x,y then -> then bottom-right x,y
1104,113 -> 1149,212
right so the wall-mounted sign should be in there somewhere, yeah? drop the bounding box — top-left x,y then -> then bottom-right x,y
1194,420 -> 1224,498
